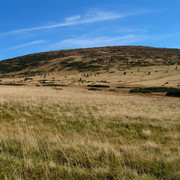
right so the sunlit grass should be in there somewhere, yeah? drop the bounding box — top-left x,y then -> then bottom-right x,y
0,87 -> 179,179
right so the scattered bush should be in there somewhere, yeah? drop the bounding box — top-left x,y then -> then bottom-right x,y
0,83 -> 24,86
39,80 -> 48,84
24,77 -> 33,81
109,89 -> 117,92
17,71 -> 43,77
43,84 -> 66,87
129,88 -> 152,93
53,87 -> 63,90
87,84 -> 110,88
65,61 -> 102,71
166,90 -> 180,97
88,88 -> 102,91
129,87 -> 180,96
99,80 -> 110,83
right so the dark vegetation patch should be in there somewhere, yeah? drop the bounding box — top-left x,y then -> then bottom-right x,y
24,77 -> 33,81
129,87 -> 179,93
99,80 -> 110,83
0,52 -> 65,73
39,80 -> 67,87
17,71 -> 43,77
53,87 -> 63,90
65,61 -> 102,71
39,80 -> 48,84
0,83 -> 25,86
129,87 -> 180,97
43,84 -> 66,87
88,88 -> 102,91
109,89 -> 117,92
60,57 -> 75,65
87,84 -> 110,88
166,90 -> 180,97
0,74 -> 14,78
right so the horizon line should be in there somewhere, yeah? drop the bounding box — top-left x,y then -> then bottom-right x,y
1,45 -> 180,61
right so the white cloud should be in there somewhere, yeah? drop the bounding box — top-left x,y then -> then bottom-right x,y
80,10 -> 122,23
65,15 -> 81,22
8,22 -> 76,34
6,10 -> 145,34
61,35 -> 134,46
8,40 -> 46,49
50,34 -> 148,49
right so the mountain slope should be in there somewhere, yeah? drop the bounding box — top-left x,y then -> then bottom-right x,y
0,46 -> 180,74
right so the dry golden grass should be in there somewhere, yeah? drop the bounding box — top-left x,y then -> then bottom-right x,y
0,86 -> 179,179
1,65 -> 180,89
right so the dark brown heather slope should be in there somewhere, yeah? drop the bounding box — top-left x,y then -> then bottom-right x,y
0,46 -> 180,74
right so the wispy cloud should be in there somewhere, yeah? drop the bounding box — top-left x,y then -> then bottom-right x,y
65,15 -> 81,22
7,22 -> 76,34
6,10 -> 147,34
50,35 -> 147,49
79,10 -> 122,23
8,40 -> 46,49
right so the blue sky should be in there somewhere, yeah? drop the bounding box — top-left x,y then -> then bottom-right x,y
0,0 -> 180,60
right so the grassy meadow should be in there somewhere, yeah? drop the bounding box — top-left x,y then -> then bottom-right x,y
0,86 -> 179,179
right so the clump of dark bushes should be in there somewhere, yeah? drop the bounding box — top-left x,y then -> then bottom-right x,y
64,61 -> 102,71
0,83 -> 25,86
43,84 -> 66,87
129,87 -> 180,97
87,84 -> 110,88
166,90 -> 180,97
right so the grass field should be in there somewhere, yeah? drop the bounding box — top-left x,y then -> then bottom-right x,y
0,86 -> 179,179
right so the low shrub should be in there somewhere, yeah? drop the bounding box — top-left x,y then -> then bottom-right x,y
129,88 -> 152,93
88,88 -> 102,91
129,87 -> 180,96
43,84 -> 66,87
53,87 -> 63,90
166,90 -> 180,97
0,83 -> 24,86
109,89 -> 117,92
87,84 -> 110,88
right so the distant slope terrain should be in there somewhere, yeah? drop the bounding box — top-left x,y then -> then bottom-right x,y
0,46 -> 180,74
0,46 -> 180,95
